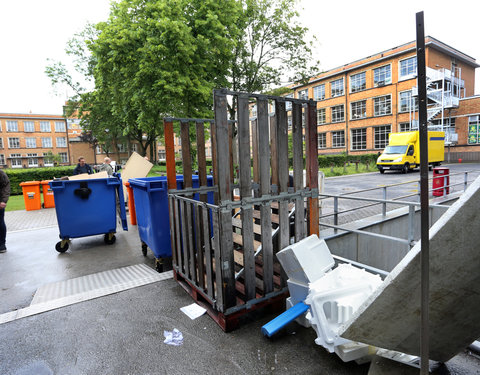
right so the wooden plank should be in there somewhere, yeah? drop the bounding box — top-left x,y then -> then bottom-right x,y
168,196 -> 177,267
214,90 -> 236,309
306,101 -> 319,236
229,120 -> 234,186
252,209 -> 279,224
270,201 -> 294,210
194,203 -> 204,289
275,99 -> 290,252
237,93 -> 256,301
196,121 -> 208,195
211,209 -> 223,310
251,119 -> 259,189
180,121 -> 193,189
292,102 -> 306,242
257,95 -> 274,295
174,198 -> 183,274
210,121 -> 219,205
270,114 -> 278,187
164,120 -> 177,190
202,206 -> 214,298
196,121 -> 208,290
180,200 -> 190,279
232,232 -> 261,251
231,217 -> 262,235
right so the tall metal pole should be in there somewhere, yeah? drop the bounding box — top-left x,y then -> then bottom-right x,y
416,11 -> 430,375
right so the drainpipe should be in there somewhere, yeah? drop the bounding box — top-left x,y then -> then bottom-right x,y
63,105 -> 72,165
345,73 -> 349,155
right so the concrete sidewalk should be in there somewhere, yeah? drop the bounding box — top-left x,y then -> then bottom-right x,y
1,209 -> 479,374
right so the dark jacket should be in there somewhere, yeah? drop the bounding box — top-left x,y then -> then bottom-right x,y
73,163 -> 94,175
0,170 -> 10,203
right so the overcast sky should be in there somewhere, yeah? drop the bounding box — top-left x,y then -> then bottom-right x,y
1,0 -> 479,115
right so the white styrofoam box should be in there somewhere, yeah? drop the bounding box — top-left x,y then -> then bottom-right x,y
334,342 -> 377,364
286,297 -> 311,328
276,235 -> 335,284
305,264 -> 382,353
287,279 -> 309,303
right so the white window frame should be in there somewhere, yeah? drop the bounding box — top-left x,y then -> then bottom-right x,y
399,56 -> 417,80
25,137 -> 36,148
332,131 -> 345,148
351,100 -> 367,120
0,154 -> 5,165
317,108 -> 326,125
158,150 -> 166,160
27,153 -> 38,167
398,90 -> 418,113
317,133 -> 326,149
40,121 -> 51,132
330,78 -> 344,98
374,125 -> 391,149
468,116 -> 480,144
298,89 -> 308,100
373,64 -> 392,87
374,95 -> 392,116
350,71 -> 366,93
8,137 -> 20,149
131,143 -> 138,152
7,121 -> 18,132
10,154 -> 22,168
43,153 -> 54,167
58,152 -> 69,163
56,137 -> 67,148
331,105 -> 345,123
285,94 -> 293,110
313,84 -> 325,100
351,128 -> 367,150
42,137 -> 52,148
117,143 -> 127,153
399,123 -> 412,132
24,121 -> 35,132
0,138 -> 3,149
55,121 -> 66,132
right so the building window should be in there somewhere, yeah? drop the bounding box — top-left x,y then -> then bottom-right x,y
117,143 -> 127,152
10,154 -> 22,168
313,84 -> 325,100
40,121 -> 51,132
0,138 -> 3,149
350,72 -> 366,93
158,150 -> 166,160
351,128 -> 367,150
298,89 -> 308,100
251,105 -> 257,118
96,146 -> 102,154
317,133 -> 326,149
317,108 -> 326,124
24,121 -> 35,132
468,116 -> 480,144
43,153 -> 54,167
0,154 -> 5,165
8,138 -> 20,149
351,100 -> 366,120
7,121 -> 18,132
374,125 -> 391,149
26,137 -> 36,148
399,123 -> 412,132
399,90 -> 418,113
399,56 -> 417,79
27,153 -> 38,167
55,121 -> 66,132
331,105 -> 345,123
374,95 -> 392,116
42,137 -> 52,148
373,65 -> 391,87
331,78 -> 344,97
285,94 -> 293,110
332,131 -> 345,148
56,137 -> 67,148
59,152 -> 68,163
131,143 -> 138,152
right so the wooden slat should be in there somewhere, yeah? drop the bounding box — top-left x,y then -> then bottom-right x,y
232,233 -> 261,251
251,119 -> 259,189
211,209 -> 223,310
196,121 -> 208,290
180,200 -> 190,279
174,198 -> 183,274
270,201 -> 294,210
237,93 -> 256,301
292,102 -> 306,242
257,95 -> 274,295
168,196 -> 177,266
252,209 -> 279,224
202,206 -> 214,298
164,120 -> 177,190
306,101 -> 319,236
194,204 -> 204,289
214,90 -> 236,309
210,121 -> 219,205
270,114 -> 278,187
180,121 -> 193,188
231,217 -> 262,235
275,99 -> 290,252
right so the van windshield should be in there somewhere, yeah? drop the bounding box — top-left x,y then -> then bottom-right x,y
384,145 -> 408,154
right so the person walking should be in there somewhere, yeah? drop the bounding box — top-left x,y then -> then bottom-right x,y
73,156 -> 94,175
98,157 -> 114,176
0,169 -> 10,253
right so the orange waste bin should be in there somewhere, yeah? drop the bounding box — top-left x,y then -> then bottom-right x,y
19,181 -> 42,211
124,181 -> 137,225
40,180 -> 55,208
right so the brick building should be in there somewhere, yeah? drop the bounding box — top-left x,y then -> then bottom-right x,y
288,36 -> 480,160
0,113 -> 70,168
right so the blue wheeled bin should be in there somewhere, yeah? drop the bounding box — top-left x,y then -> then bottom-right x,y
50,174 -> 128,253
128,175 -> 213,272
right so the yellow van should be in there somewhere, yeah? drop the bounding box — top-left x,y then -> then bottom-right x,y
376,131 -> 445,174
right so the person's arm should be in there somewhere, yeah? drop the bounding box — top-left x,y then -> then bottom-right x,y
73,165 -> 79,175
0,172 -> 10,208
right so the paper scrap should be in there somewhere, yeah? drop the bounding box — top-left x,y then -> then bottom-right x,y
180,303 -> 207,320
163,328 -> 184,346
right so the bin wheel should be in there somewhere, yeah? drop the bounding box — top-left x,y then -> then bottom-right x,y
104,233 -> 116,245
155,259 -> 163,273
141,243 -> 148,256
55,241 -> 69,253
